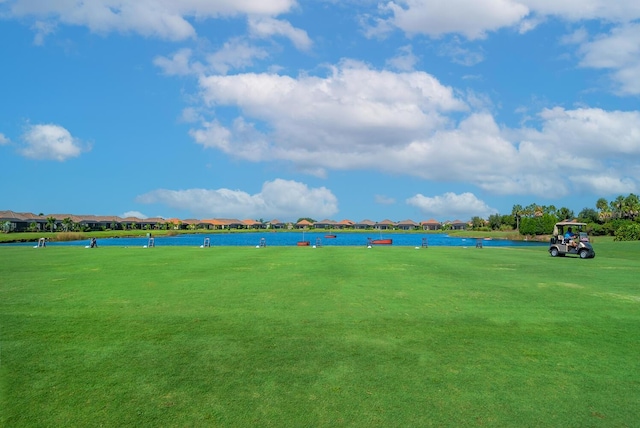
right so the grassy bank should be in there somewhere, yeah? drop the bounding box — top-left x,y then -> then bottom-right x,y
0,229 -> 191,243
0,228 -> 530,244
2,243 -> 639,426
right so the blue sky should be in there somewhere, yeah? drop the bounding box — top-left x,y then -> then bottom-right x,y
1,1 -> 639,222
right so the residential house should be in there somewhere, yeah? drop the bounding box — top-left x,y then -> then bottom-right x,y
181,219 -> 200,230
313,219 -> 336,229
421,219 -> 442,230
202,219 -> 245,230
336,219 -> 354,229
268,219 -> 286,229
242,219 -> 264,229
295,219 -> 313,229
354,219 -> 375,230
375,219 -> 396,230
450,220 -> 468,230
396,219 -> 418,230
120,216 -> 143,230
137,217 -> 165,230
0,210 -> 42,232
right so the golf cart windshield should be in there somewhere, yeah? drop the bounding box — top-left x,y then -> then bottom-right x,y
553,221 -> 587,237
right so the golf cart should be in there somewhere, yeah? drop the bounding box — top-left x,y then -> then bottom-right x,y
549,221 -> 595,259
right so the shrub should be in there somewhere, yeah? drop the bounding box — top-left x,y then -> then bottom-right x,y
614,223 -> 640,241
587,222 -> 605,236
604,219 -> 633,236
519,214 -> 556,235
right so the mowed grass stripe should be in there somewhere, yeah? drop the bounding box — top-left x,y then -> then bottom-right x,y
1,244 -> 639,426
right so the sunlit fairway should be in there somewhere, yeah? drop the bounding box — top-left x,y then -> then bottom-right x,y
1,243 -> 639,426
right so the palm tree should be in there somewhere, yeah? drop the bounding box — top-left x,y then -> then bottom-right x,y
471,216 -> 485,229
512,204 -> 523,230
46,216 -> 56,233
533,204 -> 544,217
62,217 -> 73,232
545,205 -> 557,217
556,207 -> 574,222
611,195 -> 626,219
596,197 -> 610,221
624,193 -> 640,219
523,203 -> 538,218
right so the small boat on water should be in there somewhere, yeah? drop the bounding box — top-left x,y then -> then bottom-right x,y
325,234 -> 337,238
368,238 -> 393,245
298,230 -> 310,246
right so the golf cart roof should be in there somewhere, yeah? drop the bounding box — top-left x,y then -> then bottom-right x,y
555,221 -> 587,227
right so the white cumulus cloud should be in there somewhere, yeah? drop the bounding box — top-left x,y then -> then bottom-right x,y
205,38 -> 270,75
407,192 -> 497,219
368,0 -> 640,96
4,0 -> 297,41
378,0 -> 530,40
520,107 -> 640,158
520,0 -> 640,22
154,39 -> 270,76
188,59 -> 640,199
386,45 -> 419,71
248,16 -> 312,51
569,174 -> 637,196
373,0 -> 640,41
576,23 -> 640,95
0,133 -> 9,145
193,60 -> 467,164
153,48 -> 199,76
136,179 -> 338,220
122,211 -> 148,219
20,124 -> 88,161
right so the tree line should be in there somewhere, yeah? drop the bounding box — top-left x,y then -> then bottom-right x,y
470,193 -> 640,241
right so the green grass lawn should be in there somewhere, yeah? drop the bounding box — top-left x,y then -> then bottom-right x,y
1,243 -> 639,426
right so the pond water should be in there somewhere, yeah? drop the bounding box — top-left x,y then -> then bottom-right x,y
6,232 -> 547,248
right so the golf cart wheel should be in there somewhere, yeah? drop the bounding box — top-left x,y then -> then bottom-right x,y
579,249 -> 589,259
550,247 -> 559,257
